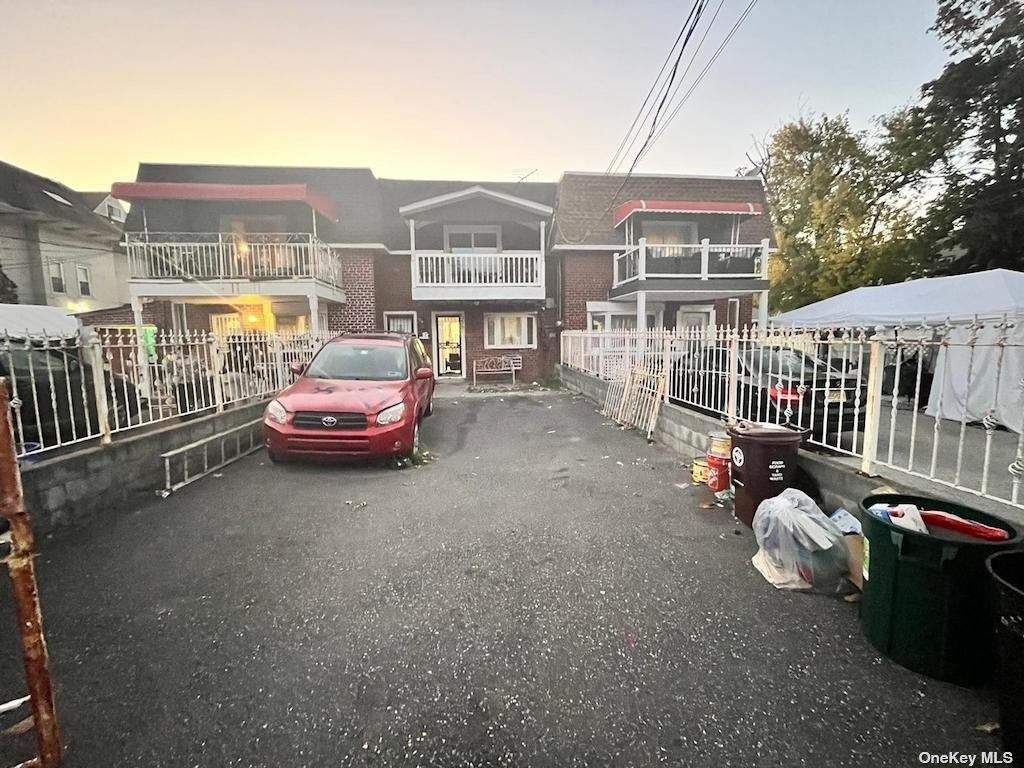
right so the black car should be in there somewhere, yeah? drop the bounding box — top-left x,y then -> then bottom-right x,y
1,338 -> 144,450
669,345 -> 867,440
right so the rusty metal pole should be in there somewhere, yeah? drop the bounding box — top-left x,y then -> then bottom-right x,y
0,382 -> 61,768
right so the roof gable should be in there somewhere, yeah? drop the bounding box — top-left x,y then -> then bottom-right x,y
398,185 -> 554,217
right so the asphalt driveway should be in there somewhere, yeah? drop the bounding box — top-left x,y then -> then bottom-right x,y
0,392 -> 1000,766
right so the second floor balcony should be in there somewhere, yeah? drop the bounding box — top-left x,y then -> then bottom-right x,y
411,250 -> 545,301
126,232 -> 341,289
613,237 -> 771,288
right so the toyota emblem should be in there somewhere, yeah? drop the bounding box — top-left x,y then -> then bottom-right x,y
321,416 -> 338,427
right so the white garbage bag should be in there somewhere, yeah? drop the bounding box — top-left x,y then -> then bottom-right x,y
751,488 -> 850,591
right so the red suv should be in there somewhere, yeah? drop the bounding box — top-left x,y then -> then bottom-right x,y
263,333 -> 435,462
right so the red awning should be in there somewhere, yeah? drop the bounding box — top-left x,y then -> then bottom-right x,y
110,182 -> 339,222
613,199 -> 763,228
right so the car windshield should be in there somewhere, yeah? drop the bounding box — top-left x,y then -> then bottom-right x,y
305,343 -> 408,381
743,347 -> 835,379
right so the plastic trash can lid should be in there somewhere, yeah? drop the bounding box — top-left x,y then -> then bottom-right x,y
728,421 -> 807,442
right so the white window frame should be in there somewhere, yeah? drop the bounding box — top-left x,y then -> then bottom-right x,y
484,312 -> 537,350
383,311 -> 418,335
443,225 -> 502,253
675,304 -> 717,329
727,297 -> 741,327
76,264 -> 92,297
48,261 -> 65,294
171,302 -> 189,333
585,301 -> 664,330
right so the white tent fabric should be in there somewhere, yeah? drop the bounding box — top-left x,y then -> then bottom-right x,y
0,304 -> 80,337
773,269 -> 1024,327
774,270 -> 1024,433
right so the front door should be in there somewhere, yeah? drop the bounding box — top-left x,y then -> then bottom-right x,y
434,314 -> 464,377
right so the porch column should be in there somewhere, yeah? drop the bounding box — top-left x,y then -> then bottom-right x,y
408,218 -> 417,289
130,294 -> 152,399
636,291 -> 648,332
308,293 -> 321,335
757,289 -> 770,328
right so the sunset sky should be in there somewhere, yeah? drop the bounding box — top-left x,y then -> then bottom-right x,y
2,0 -> 947,191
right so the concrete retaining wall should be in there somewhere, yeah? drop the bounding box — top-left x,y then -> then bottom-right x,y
21,402 -> 267,534
558,365 -> 1024,526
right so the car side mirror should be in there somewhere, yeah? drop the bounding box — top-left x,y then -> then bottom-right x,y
415,366 -> 434,380
288,361 -> 305,376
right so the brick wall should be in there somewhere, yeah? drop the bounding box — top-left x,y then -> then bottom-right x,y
78,301 -> 172,329
562,251 -> 613,330
328,250 -> 379,332
371,253 -> 557,381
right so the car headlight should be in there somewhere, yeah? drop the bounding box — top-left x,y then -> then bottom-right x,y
376,402 -> 406,426
265,399 -> 288,424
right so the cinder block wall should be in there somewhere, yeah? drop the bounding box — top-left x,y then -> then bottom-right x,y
20,402 -> 266,535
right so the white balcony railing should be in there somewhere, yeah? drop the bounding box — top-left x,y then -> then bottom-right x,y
411,251 -> 544,300
126,232 -> 341,288
613,238 -> 770,287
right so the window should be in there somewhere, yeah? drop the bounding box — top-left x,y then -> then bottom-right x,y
412,338 -> 431,370
384,311 -> 417,335
443,225 -> 502,252
105,203 -> 120,220
484,313 -> 536,349
48,262 -> 65,293
305,342 -> 409,381
171,302 -> 189,333
640,220 -> 698,245
76,265 -> 91,296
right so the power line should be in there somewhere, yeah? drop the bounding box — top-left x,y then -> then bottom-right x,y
604,1 -> 703,175
637,0 -> 760,165
560,2 -> 712,244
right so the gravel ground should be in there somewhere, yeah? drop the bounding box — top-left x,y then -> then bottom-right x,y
0,391 -> 1001,767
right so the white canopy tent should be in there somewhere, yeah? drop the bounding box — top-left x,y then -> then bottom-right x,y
0,304 -> 80,337
774,269 -> 1024,433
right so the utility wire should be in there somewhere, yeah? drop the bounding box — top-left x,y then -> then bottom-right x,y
638,0 -> 760,164
560,2 -> 710,244
604,0 -> 703,175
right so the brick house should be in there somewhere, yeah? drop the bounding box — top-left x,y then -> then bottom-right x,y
85,164 -> 772,382
551,172 -> 773,333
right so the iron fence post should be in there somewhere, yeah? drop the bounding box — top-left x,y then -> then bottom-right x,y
726,326 -> 739,424
0,382 -> 61,768
85,337 -> 111,445
209,333 -> 224,413
860,328 -> 886,475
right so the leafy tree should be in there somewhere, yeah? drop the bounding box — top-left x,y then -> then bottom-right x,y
890,0 -> 1023,272
750,115 -> 927,312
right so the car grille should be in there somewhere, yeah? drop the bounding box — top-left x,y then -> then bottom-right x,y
293,411 -> 368,430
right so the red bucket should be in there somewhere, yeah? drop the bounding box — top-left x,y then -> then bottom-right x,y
706,452 -> 731,493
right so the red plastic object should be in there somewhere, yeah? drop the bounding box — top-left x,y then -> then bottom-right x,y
919,509 -> 1010,542
706,452 -> 731,492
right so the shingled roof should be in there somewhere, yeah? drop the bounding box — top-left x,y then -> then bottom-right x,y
124,164 -> 387,242
551,172 -> 772,247
378,178 -> 557,250
0,161 -> 122,239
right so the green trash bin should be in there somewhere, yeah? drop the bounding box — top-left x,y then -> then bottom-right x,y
859,493 -> 1021,685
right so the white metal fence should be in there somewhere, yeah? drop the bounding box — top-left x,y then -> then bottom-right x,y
3,329 -> 330,458
561,322 -> 1024,510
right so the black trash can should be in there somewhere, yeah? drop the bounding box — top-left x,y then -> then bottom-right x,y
727,422 -> 806,527
987,550 -> 1024,755
859,493 -> 1020,685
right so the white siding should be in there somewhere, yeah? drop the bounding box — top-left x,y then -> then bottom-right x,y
0,220 -> 41,303
36,227 -> 127,311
